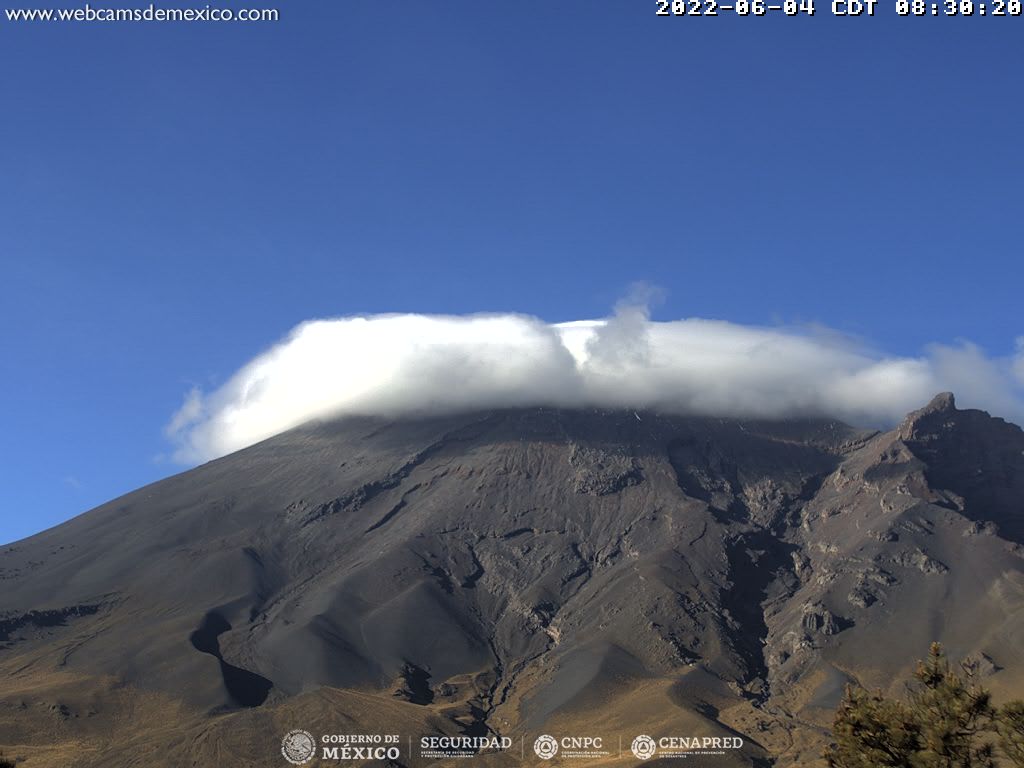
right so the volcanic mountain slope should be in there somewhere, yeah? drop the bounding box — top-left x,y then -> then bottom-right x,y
2,395 -> 1024,767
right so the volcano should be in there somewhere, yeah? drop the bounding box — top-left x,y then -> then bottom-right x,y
2,394 -> 1024,767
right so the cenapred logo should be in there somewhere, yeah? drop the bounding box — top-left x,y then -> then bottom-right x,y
630,734 -> 744,760
533,734 -> 559,759
281,729 -> 317,765
631,734 -> 657,761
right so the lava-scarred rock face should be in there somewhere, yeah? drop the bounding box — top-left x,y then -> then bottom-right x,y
1,399 -> 1022,767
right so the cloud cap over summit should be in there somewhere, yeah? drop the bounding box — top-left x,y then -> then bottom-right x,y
166,305 -> 1024,463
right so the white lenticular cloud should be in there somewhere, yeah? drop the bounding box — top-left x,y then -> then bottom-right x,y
166,301 -> 1024,463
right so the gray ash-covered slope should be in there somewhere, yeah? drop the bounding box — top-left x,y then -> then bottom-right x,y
1,395 -> 1023,767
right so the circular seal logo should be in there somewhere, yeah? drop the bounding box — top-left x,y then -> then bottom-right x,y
281,729 -> 317,765
631,734 -> 657,761
533,734 -> 559,760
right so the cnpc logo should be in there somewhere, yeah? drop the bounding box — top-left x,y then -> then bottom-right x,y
533,735 -> 559,759
533,734 -> 604,759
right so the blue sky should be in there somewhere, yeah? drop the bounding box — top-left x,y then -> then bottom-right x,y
2,2 -> 1021,544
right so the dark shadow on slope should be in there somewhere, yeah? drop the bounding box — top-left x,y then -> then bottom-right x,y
720,532 -> 800,691
189,611 -> 273,707
394,662 -> 434,705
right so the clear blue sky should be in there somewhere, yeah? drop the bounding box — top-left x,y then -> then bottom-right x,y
1,1 -> 1021,544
